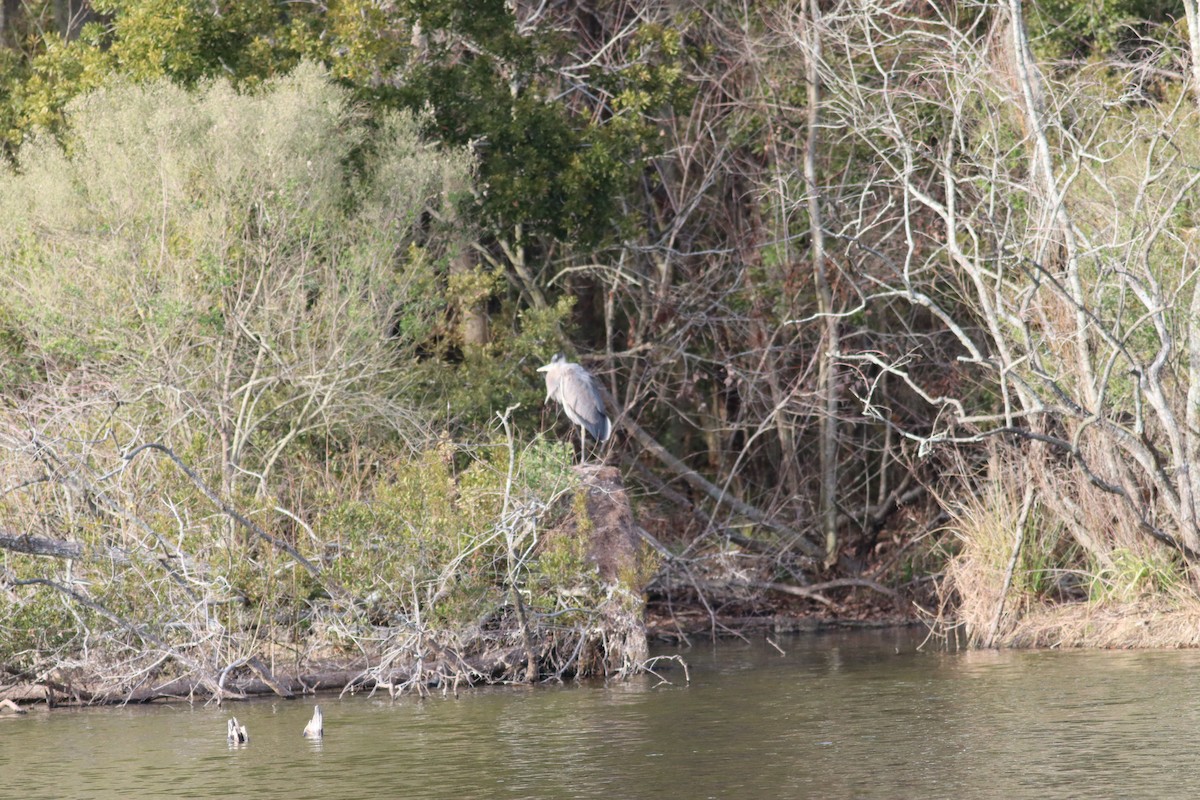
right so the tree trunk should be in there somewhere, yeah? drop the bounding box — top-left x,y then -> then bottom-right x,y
0,0 -> 17,48
450,244 -> 490,349
569,465 -> 649,674
1183,0 -> 1200,105
803,0 -> 839,565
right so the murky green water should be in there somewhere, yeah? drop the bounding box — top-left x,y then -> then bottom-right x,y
5,628 -> 1200,799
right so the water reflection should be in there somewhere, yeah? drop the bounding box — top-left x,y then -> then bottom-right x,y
7,629 -> 1200,798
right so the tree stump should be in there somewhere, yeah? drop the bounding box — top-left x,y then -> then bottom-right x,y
566,464 -> 651,674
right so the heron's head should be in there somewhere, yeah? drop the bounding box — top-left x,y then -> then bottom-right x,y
537,353 -> 566,373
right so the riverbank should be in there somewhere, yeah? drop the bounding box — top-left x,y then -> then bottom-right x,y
982,598 -> 1200,650
12,575 -> 1200,709
8,449 -> 1191,712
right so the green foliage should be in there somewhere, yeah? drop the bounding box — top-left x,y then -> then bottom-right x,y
0,576 -> 80,665
319,446 -> 465,623
94,0 -> 296,84
2,0 -> 687,251
1014,515 -> 1071,599
413,293 -> 576,435
0,47 -> 26,155
1029,0 -> 1183,60
316,438 -> 581,628
0,305 -> 38,394
0,2 -> 692,462
375,3 -> 687,248
0,63 -> 471,478
1088,547 -> 1186,601
529,531 -> 595,607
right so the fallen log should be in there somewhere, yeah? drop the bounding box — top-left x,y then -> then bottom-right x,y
245,657 -> 296,699
0,698 -> 25,714
0,667 -> 368,705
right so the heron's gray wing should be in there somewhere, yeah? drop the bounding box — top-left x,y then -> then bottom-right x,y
559,366 -> 611,441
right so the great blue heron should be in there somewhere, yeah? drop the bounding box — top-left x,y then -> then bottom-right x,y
537,354 -> 611,459
302,705 -> 323,739
227,717 -> 248,744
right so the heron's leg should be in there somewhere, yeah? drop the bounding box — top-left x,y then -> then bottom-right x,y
578,425 -> 587,463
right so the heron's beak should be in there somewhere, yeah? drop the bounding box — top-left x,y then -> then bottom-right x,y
536,365 -> 550,372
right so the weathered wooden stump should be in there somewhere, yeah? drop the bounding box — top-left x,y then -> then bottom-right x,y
564,464 -> 651,674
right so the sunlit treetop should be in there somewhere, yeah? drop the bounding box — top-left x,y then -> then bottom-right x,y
7,0 -> 690,250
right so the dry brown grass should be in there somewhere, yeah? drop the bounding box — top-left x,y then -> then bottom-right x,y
941,444 -> 1198,649
940,454 -> 1040,647
1003,595 -> 1200,649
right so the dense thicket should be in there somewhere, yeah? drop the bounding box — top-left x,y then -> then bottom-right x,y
0,66 -> 641,696
4,0 -> 1200,686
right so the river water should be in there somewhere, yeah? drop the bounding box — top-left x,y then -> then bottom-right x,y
3,627 -> 1199,799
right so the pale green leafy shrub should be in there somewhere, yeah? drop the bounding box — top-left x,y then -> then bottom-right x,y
316,438 -> 581,630
0,62 -> 473,492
